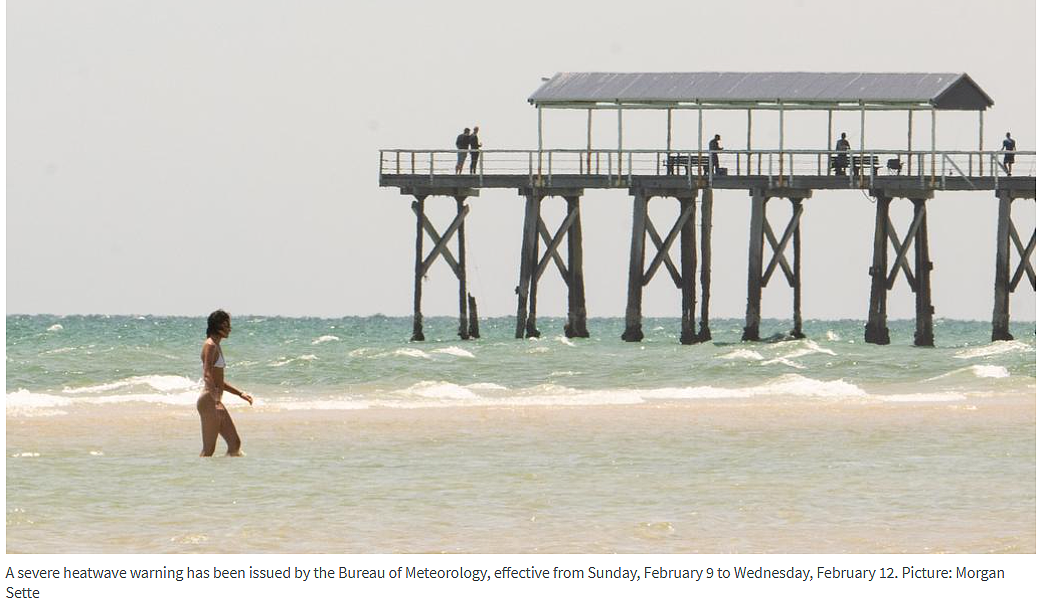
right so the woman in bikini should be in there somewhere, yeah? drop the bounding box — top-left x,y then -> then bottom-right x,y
197,309 -> 252,456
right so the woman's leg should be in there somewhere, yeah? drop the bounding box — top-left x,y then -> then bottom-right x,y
197,394 -> 220,457
217,406 -> 243,456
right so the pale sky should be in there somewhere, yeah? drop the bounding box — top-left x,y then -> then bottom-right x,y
6,0 -> 1037,321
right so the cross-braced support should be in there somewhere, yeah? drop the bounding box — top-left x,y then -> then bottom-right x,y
742,188 -> 810,342
992,189 -> 1036,341
622,187 -> 705,344
514,188 -> 589,338
864,190 -> 935,346
407,188 -> 479,342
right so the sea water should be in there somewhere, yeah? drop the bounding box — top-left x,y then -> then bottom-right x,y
6,315 -> 1036,553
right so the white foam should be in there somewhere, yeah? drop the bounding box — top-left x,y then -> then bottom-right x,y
557,336 -> 576,347
719,349 -> 764,361
311,335 -> 340,345
433,346 -> 475,358
751,374 -> 867,398
392,348 -> 431,359
825,331 -> 841,341
465,382 -> 508,391
62,375 -> 198,394
12,452 -> 40,458
526,347 -> 550,354
403,381 -> 479,400
47,324 -> 63,332
972,365 -> 1010,379
926,365 -> 1010,381
349,348 -> 371,357
760,357 -> 806,369
269,354 -> 319,367
953,340 -> 1033,359
7,389 -> 74,409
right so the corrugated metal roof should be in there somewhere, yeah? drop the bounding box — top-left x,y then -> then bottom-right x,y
528,72 -> 993,110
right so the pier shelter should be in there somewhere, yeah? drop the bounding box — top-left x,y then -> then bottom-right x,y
380,72 -> 1035,344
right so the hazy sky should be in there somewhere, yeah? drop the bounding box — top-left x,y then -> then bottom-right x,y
7,0 -> 1037,321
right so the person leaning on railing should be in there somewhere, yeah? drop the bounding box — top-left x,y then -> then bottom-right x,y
455,128 -> 470,174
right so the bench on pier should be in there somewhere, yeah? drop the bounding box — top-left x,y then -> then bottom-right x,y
851,154 -> 880,175
829,154 -> 880,175
664,154 -> 710,176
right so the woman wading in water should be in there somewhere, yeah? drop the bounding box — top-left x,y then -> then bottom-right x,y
198,310 -> 252,456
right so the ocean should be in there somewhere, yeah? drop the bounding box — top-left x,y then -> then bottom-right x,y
6,315 -> 1036,553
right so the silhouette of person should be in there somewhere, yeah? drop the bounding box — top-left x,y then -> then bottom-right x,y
469,126 -> 482,173
455,128 -> 470,174
708,134 -> 723,173
1001,132 -> 1016,176
834,132 -> 851,176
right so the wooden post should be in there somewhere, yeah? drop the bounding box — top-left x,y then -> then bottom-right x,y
697,187 -> 713,342
907,109 -> 913,176
412,196 -> 427,341
742,190 -> 767,341
864,196 -> 891,344
679,196 -> 699,344
622,192 -> 648,342
912,198 -> 935,347
455,196 -> 469,340
467,294 -> 480,339
748,109 -> 754,175
565,195 -> 589,338
791,198 -> 805,339
526,197 -> 542,338
991,192 -> 1014,341
515,193 -> 540,338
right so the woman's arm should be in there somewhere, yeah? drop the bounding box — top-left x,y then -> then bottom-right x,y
224,382 -> 253,405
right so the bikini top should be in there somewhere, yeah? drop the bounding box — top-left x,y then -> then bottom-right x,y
213,346 -> 226,369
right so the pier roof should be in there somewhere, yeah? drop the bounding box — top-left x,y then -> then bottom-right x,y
528,72 -> 993,110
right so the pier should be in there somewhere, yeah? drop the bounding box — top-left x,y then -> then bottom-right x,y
380,72 -> 1036,344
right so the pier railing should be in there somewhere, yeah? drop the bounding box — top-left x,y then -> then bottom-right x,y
380,148 -> 1035,188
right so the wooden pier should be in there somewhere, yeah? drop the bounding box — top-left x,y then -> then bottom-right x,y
381,72 -> 1036,345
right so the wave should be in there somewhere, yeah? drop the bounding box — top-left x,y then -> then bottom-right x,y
62,375 -> 198,394
719,349 -> 764,361
269,355 -> 319,367
311,335 -> 340,345
953,340 -> 1033,359
925,365 -> 1010,381
47,324 -> 63,332
433,346 -> 475,358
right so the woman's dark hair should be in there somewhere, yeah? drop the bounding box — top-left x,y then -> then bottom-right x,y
207,310 -> 231,337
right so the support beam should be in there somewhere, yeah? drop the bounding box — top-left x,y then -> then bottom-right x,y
515,194 -> 541,338
679,196 -> 699,344
622,192 -> 648,342
456,196 -> 469,340
697,188 -> 713,342
564,195 -> 589,338
791,198 -> 805,339
864,196 -> 891,344
406,190 -> 477,342
743,191 -> 768,341
412,196 -> 427,341
912,198 -> 935,347
992,192 -> 1014,340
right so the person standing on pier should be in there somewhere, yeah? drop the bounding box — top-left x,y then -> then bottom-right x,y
455,127 -> 471,174
708,134 -> 723,174
834,132 -> 851,176
1001,132 -> 1016,176
469,126 -> 482,173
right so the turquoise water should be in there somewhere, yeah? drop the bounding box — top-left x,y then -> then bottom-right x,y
5,315 -> 1037,410
6,315 -> 1036,553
